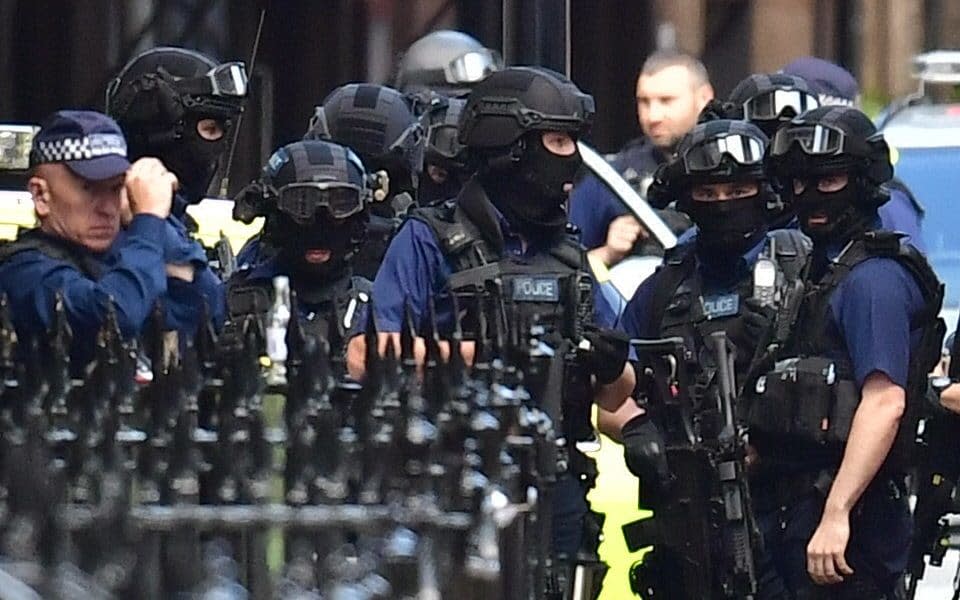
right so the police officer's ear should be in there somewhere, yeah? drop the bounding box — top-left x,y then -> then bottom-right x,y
28,169 -> 53,218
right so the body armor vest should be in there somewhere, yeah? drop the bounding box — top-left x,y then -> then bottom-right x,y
748,231 -> 944,473
225,269 -> 371,356
0,228 -> 105,279
647,229 -> 810,385
412,178 -> 595,443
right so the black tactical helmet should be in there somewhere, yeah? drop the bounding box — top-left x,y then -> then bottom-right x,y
235,140 -> 370,279
768,106 -> 893,191
106,46 -> 247,202
233,140 -> 369,224
422,96 -> 468,171
459,66 -> 594,150
395,30 -> 503,98
725,73 -> 820,137
305,84 -> 424,194
649,119 -> 771,212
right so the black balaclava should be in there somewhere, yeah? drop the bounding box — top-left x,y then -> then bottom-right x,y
269,211 -> 366,286
483,132 -> 581,235
151,113 -> 231,203
793,174 -> 876,244
687,190 -> 768,256
418,163 -> 468,206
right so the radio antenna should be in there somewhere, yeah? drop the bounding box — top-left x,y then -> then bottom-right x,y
219,7 -> 266,198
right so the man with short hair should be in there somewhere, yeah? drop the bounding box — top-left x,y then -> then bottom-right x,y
570,50 -> 713,268
0,110 -> 178,366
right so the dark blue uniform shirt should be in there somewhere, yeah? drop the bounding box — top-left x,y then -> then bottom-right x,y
152,201 -> 225,334
0,215 -> 169,364
569,137 -> 666,250
879,187 -> 925,253
373,211 -> 618,334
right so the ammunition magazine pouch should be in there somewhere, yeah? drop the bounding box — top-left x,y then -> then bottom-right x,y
748,356 -> 858,449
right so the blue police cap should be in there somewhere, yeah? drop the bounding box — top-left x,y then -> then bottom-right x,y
30,110 -> 130,181
781,57 -> 859,106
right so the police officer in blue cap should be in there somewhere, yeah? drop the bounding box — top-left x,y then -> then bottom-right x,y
747,106 -> 944,598
366,66 -> 634,593
106,46 -> 239,328
229,139 -> 372,369
0,110 -> 181,366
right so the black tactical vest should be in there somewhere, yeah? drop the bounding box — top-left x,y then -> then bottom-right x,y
0,228 -> 105,279
412,179 -> 595,442
748,231 -> 945,472
225,269 -> 371,355
646,229 -> 811,384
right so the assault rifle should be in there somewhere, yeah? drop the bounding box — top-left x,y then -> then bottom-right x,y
623,333 -> 759,599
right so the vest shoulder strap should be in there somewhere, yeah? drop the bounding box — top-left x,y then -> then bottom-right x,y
0,228 -> 103,279
766,228 -> 812,284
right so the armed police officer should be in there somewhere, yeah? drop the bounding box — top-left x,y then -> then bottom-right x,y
106,46 -> 245,330
303,83 -> 424,279
782,56 -> 926,251
394,29 -> 503,100
570,50 -> 713,268
0,110 -> 178,366
395,30 -> 502,205
682,73 -> 821,234
229,139 -> 371,371
747,106 -> 943,598
367,66 -> 634,596
608,119 -> 809,597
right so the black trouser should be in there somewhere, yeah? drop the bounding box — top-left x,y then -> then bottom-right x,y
753,476 -> 911,599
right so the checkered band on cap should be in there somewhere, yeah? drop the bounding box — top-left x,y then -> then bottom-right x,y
32,133 -> 127,164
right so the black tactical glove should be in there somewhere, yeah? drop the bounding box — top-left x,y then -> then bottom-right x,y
621,413 -> 673,509
582,325 -> 630,386
742,297 -> 776,342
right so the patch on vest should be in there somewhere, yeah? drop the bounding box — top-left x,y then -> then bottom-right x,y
512,276 -> 561,302
701,293 -> 740,320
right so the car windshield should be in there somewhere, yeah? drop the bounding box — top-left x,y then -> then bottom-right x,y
891,145 -> 960,306
882,104 -> 960,308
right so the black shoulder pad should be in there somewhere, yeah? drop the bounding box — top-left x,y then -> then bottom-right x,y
349,275 -> 373,296
663,240 -> 696,266
549,234 -> 586,270
409,202 -> 483,257
861,230 -> 904,256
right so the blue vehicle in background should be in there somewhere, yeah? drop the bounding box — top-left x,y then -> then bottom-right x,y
880,51 -> 960,338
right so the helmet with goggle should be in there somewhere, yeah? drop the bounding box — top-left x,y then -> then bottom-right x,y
459,66 -> 594,150
648,120 -> 771,210
768,106 -> 892,186
420,96 -> 468,170
106,47 -> 248,202
107,47 -> 247,132
305,84 -> 424,194
233,140 -> 370,226
726,73 -> 820,137
395,30 -> 503,98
